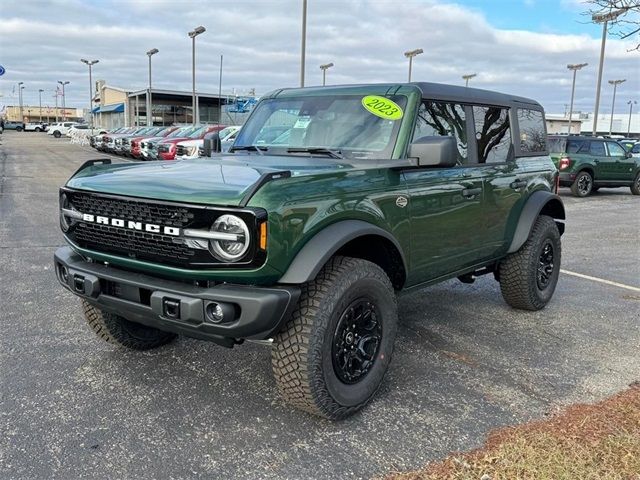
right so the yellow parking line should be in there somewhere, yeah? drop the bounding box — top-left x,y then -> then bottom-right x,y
560,269 -> 640,293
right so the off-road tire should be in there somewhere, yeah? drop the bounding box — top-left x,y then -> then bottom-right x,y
272,256 -> 398,420
570,170 -> 593,197
499,215 -> 561,311
53,130 -> 61,138
35,127 -> 42,132
631,173 -> 640,195
16,126 -> 23,132
81,300 -> 177,350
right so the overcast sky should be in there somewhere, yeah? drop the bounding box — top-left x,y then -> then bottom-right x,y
0,0 -> 638,115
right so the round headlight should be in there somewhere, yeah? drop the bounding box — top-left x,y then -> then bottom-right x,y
210,214 -> 250,262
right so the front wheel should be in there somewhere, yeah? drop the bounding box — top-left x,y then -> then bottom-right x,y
16,127 -> 23,132
81,300 -> 177,350
631,173 -> 640,196
570,171 -> 593,197
35,127 -> 42,132
499,215 -> 561,311
272,256 -> 398,420
53,131 -> 61,138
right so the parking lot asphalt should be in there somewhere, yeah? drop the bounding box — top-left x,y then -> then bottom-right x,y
1,130 -> 639,479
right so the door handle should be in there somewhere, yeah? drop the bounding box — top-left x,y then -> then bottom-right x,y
462,187 -> 482,198
510,180 -> 528,189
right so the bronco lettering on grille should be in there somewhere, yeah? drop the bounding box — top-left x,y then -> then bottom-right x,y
81,213 -> 180,236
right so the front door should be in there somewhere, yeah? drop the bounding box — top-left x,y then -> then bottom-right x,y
606,141 -> 634,181
403,100 -> 487,283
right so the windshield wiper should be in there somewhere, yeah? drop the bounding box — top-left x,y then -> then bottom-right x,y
229,145 -> 266,155
287,147 -> 344,159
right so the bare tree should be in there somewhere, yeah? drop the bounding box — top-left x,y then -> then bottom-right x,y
585,0 -> 640,50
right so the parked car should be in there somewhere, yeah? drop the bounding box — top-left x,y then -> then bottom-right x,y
24,122 -> 48,132
48,122 -> 79,138
629,142 -> 640,158
157,125 -> 226,160
176,126 -> 240,160
66,124 -> 90,137
142,126 -> 196,160
103,127 -> 147,153
118,127 -> 162,156
4,121 -> 25,131
91,127 -> 126,150
55,81 -> 565,419
129,126 -> 179,159
548,135 -> 640,196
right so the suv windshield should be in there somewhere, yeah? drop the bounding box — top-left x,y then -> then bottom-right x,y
188,126 -> 207,138
233,94 -> 407,159
168,127 -> 195,138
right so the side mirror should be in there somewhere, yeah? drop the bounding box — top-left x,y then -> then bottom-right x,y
408,136 -> 458,167
202,133 -> 221,157
626,151 -> 633,159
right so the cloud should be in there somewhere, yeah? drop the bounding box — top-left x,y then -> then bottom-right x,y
0,0 -> 636,115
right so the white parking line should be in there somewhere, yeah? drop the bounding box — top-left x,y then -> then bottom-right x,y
561,269 -> 640,293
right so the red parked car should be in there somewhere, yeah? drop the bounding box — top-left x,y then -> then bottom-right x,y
129,126 -> 178,158
157,125 -> 227,160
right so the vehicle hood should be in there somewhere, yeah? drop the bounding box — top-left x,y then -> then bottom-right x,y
176,139 -> 203,147
159,137 -> 191,145
66,155 -> 352,206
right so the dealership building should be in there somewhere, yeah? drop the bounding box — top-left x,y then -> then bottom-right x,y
91,81 -> 252,129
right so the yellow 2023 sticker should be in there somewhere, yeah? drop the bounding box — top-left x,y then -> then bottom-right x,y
361,95 -> 403,120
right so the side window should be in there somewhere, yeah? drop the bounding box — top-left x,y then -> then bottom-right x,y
517,109 -> 546,152
413,101 -> 467,164
473,106 -> 512,163
567,139 -> 588,154
632,144 -> 640,154
606,142 -> 626,157
589,141 -> 606,156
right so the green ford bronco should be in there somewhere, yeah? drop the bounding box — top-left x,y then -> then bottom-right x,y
55,82 -> 565,419
548,135 -> 640,197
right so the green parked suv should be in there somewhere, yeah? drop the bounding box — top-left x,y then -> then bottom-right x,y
55,82 -> 565,419
549,135 -> 640,197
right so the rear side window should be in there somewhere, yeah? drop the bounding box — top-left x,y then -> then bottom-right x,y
473,106 -> 512,163
632,144 -> 640,154
547,137 -> 566,153
567,139 -> 589,154
517,109 -> 546,152
589,141 -> 606,156
413,101 -> 468,164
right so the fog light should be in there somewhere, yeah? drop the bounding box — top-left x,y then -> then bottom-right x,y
205,302 -> 225,323
60,265 -> 69,283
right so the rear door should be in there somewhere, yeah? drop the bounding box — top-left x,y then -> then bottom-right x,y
589,140 -> 610,179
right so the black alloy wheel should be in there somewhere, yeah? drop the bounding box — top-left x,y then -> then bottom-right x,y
332,299 -> 382,384
536,241 -> 555,290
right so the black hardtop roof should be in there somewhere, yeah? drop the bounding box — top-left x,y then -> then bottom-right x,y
269,81 -> 543,110
412,82 -> 542,109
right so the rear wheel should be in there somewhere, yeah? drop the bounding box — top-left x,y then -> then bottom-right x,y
570,171 -> 593,197
35,127 -> 42,132
53,130 -> 61,138
631,173 -> 640,195
272,256 -> 397,420
499,215 -> 561,311
81,300 -> 177,350
16,126 -> 23,132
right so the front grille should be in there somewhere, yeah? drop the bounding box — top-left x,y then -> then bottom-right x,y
122,138 -> 130,145
62,189 -> 263,269
158,144 -> 170,153
176,145 -> 187,156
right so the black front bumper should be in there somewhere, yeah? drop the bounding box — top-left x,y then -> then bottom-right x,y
54,247 -> 300,347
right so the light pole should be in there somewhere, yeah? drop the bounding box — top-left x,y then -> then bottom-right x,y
566,63 -> 588,134
38,89 -> 44,122
146,49 -> 158,127
188,26 -> 206,126
18,82 -> 24,121
300,0 -> 308,87
58,80 -> 69,121
608,79 -> 626,135
627,100 -> 637,137
54,93 -> 59,123
462,73 -> 477,87
81,59 -> 99,130
592,8 -> 627,136
404,48 -> 423,82
320,63 -> 334,86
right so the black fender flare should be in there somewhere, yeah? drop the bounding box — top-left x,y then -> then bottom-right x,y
278,220 -> 407,284
508,190 -> 565,254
